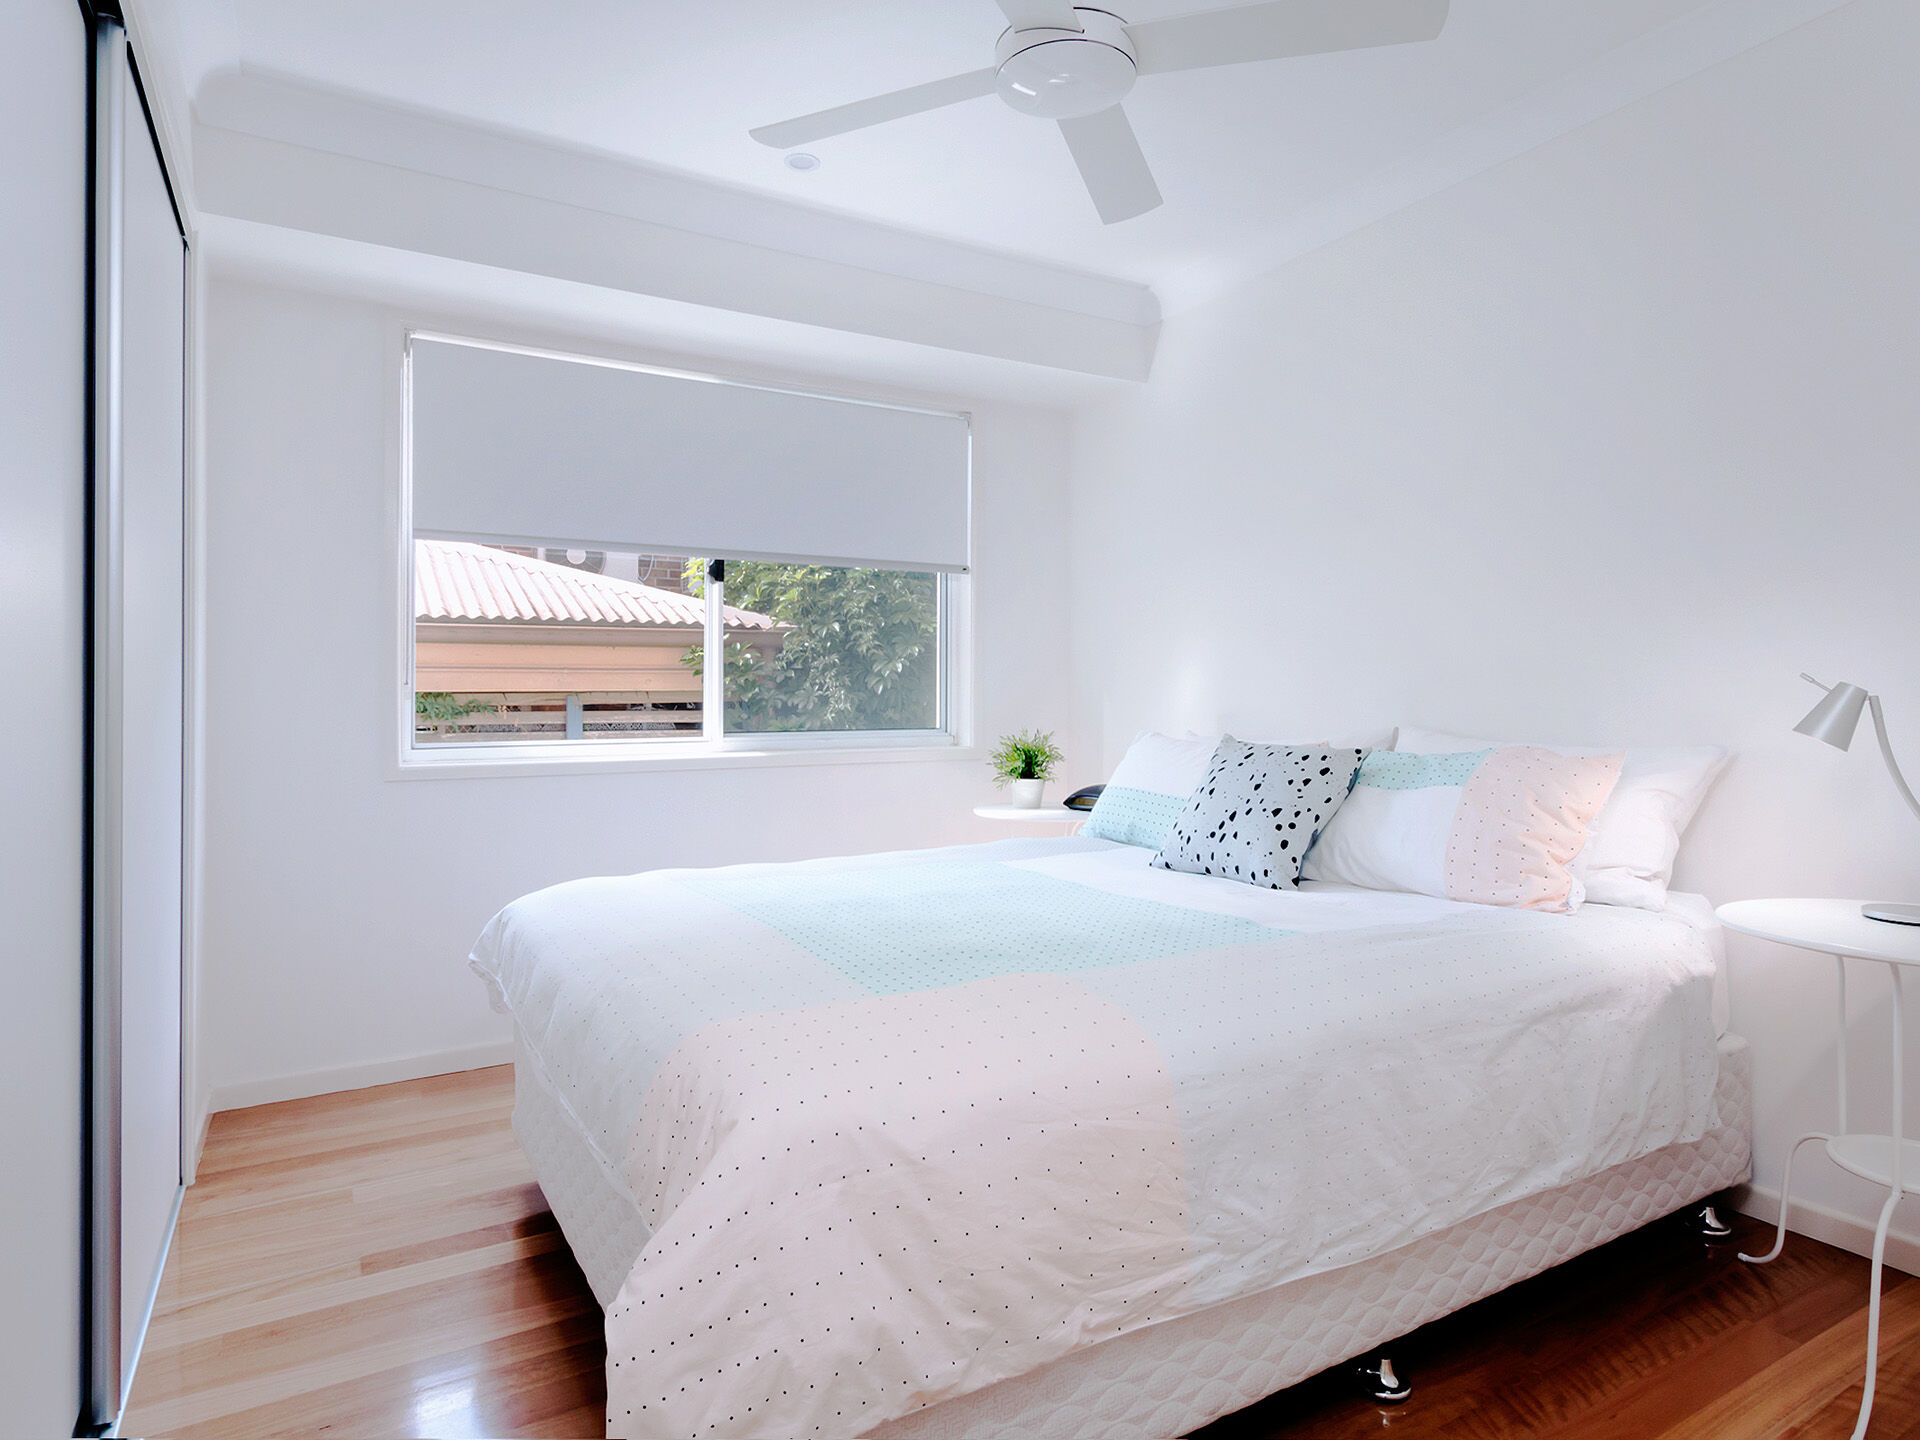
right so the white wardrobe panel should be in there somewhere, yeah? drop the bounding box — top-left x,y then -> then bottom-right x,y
0,0 -> 88,1429
115,52 -> 188,1393
89,26 -> 188,1426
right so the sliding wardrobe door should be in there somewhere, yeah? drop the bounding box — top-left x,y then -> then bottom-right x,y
90,18 -> 188,1426
0,0 -> 89,1429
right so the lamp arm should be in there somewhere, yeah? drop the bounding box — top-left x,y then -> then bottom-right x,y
1869,694 -> 1920,825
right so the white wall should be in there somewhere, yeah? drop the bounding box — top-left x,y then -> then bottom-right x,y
198,276 -> 1073,1108
1069,0 -> 1920,1251
0,0 -> 87,1426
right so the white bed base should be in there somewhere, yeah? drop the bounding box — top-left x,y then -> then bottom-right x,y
514,1032 -> 1751,1440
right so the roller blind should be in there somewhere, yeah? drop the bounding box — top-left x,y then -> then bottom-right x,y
409,337 -> 972,573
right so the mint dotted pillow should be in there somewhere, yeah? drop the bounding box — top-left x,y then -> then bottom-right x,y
1152,740 -> 1367,889
1081,785 -> 1189,848
1080,731 -> 1220,849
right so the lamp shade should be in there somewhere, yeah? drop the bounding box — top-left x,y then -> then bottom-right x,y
1795,679 -> 1870,750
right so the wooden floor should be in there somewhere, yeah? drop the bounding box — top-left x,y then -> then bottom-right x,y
124,1067 -> 1919,1440
123,1066 -> 604,1439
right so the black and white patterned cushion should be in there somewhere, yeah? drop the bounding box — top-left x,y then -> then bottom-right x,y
1151,739 -> 1367,889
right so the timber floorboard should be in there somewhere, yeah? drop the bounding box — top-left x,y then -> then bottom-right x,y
123,1065 -> 1918,1439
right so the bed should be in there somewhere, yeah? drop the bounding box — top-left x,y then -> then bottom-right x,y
471,835 -> 1750,1440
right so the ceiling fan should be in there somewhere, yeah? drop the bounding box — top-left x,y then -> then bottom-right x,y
751,0 -> 1450,225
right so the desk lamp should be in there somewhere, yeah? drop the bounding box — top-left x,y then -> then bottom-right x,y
1795,673 -> 1920,924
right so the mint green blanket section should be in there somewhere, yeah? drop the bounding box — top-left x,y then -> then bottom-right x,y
677,857 -> 1284,995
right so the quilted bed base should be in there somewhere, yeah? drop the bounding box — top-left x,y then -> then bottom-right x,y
513,1032 -> 1751,1440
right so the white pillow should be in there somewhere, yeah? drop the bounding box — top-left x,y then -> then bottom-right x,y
1394,727 -> 1729,910
1303,745 -> 1623,913
1082,731 -> 1222,849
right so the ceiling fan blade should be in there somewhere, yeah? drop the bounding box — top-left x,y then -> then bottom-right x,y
750,68 -> 998,148
996,0 -> 1084,32
1127,0 -> 1449,75
1056,105 -> 1162,224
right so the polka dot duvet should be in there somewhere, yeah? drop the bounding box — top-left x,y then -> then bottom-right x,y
468,836 -> 1724,1440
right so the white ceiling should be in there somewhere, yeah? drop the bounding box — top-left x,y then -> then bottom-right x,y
169,0 -> 1749,299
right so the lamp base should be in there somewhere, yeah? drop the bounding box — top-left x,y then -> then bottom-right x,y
1862,903 -> 1920,926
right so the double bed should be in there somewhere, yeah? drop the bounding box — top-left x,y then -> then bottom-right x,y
471,834 -> 1750,1439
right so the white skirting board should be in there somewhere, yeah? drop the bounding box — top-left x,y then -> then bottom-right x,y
185,1099 -> 212,1184
205,1039 -> 515,1114
1734,1181 -> 1920,1277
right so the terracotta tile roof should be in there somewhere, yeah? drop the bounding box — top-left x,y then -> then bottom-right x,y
414,539 -> 782,631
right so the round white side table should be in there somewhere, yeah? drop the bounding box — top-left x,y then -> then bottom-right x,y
1717,897 -> 1920,1440
972,803 -> 1084,833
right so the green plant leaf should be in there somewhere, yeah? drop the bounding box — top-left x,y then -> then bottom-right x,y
987,728 -> 1063,785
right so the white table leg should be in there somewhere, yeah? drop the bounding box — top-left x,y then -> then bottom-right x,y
1850,964 -> 1907,1440
1894,965 -> 1906,1196
1839,954 -> 1851,1134
1744,957 -> 1852,1268
1740,1131 -> 1833,1264
1853,1187 -> 1901,1440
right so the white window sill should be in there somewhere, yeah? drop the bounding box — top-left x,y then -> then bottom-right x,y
390,735 -> 977,781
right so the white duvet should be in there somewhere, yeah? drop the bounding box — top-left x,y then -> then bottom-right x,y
470,837 -> 1721,1439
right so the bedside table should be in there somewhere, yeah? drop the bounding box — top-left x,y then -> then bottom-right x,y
973,803 -> 1084,833
1718,898 -> 1920,1440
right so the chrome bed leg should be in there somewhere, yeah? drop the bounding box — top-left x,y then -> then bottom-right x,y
1691,1200 -> 1735,1241
1353,1353 -> 1412,1404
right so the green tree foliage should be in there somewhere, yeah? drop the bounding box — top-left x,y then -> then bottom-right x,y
414,691 -> 495,722
683,560 -> 938,732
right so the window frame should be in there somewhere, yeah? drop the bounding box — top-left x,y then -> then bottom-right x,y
394,333 -> 972,778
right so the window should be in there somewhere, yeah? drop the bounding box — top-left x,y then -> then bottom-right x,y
410,542 -> 948,748
403,335 -> 967,761
412,542 -> 715,744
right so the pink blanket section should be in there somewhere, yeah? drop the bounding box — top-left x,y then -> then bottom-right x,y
605,972 -> 1190,1439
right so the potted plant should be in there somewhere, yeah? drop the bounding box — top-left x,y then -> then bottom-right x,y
990,729 -> 1064,808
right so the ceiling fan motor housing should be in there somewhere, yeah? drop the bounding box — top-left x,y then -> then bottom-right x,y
994,8 -> 1136,120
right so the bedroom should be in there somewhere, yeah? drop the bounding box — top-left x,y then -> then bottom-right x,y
3,0 -> 1918,1436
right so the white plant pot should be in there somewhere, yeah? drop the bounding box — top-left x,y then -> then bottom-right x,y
1010,778 -> 1046,809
